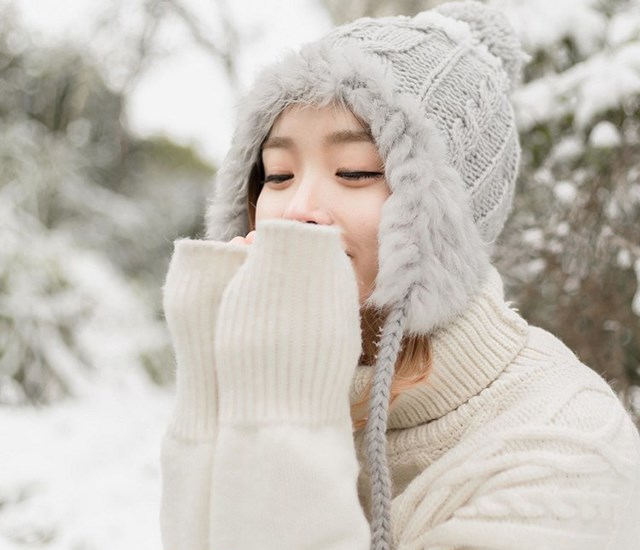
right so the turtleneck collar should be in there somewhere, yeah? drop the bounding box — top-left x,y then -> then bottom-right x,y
349,264 -> 529,430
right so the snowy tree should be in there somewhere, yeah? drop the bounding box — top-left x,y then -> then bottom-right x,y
0,8 -> 214,404
0,3 -> 238,546
492,0 -> 640,422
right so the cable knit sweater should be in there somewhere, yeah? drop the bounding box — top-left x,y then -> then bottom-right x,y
159,219 -> 640,550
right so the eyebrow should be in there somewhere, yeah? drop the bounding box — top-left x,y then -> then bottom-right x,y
328,129 -> 374,145
262,129 -> 374,150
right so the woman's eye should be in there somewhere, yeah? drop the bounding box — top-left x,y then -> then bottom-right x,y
263,174 -> 292,184
337,171 -> 384,181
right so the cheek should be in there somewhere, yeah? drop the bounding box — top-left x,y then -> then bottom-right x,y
255,189 -> 280,222
350,188 -> 387,247
346,188 -> 388,297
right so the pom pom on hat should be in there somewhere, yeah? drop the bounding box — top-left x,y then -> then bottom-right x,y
429,0 -> 530,90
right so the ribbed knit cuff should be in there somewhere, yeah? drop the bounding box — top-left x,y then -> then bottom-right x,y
215,219 -> 362,427
163,238 -> 248,439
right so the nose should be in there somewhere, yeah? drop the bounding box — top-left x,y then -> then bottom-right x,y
282,177 -> 332,225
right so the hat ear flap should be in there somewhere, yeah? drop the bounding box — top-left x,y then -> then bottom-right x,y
351,89 -> 491,336
366,149 -> 491,336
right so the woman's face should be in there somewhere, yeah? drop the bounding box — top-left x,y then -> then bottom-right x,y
255,103 -> 390,304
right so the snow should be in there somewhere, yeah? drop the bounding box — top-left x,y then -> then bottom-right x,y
527,258 -> 547,277
513,45 -> 640,131
605,198 -> 621,220
553,181 -> 578,205
589,120 -> 622,148
502,0 -> 640,132
0,197 -> 171,546
489,0 -> 607,56
617,248 -> 633,269
63,250 -> 167,386
522,227 -> 544,249
0,155 -> 172,546
0,384 -> 173,549
607,10 -> 640,47
574,46 -> 640,128
555,221 -> 570,237
550,136 -> 584,163
0,187 -> 168,404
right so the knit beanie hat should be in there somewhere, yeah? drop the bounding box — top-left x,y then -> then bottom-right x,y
205,2 -> 528,548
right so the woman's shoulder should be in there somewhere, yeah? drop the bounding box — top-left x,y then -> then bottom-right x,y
508,323 -> 622,405
485,322 -> 640,462
391,321 -> 640,549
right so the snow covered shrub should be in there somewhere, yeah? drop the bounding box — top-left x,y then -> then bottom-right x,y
0,14 -> 209,405
492,0 -> 640,419
0,190 -> 169,405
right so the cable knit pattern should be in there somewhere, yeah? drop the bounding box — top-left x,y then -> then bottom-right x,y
161,222 -> 640,549
350,266 -> 640,549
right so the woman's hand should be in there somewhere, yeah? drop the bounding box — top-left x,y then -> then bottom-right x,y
228,230 -> 256,246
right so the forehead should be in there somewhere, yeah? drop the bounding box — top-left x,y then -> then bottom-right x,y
269,103 -> 368,134
263,103 -> 376,151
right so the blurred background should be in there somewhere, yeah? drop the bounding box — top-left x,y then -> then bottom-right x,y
1,0 -> 639,548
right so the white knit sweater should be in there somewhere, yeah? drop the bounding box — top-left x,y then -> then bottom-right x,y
160,219 -> 640,550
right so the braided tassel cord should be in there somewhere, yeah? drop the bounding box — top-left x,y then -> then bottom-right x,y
364,302 -> 408,550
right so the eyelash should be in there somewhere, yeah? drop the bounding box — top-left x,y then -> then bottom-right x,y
262,171 -> 384,184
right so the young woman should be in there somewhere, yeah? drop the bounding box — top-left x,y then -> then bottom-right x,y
160,2 -> 640,549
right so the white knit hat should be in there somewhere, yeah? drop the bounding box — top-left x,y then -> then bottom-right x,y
205,2 -> 528,548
